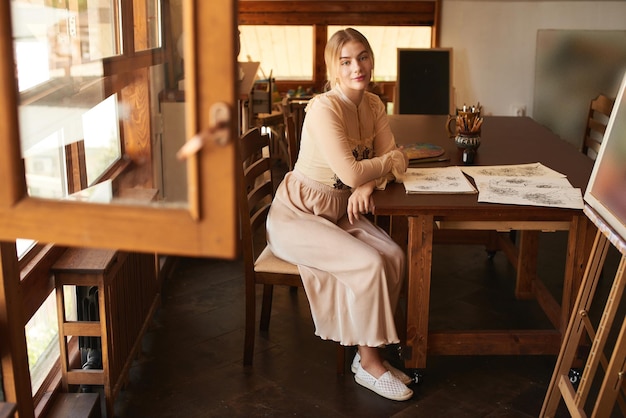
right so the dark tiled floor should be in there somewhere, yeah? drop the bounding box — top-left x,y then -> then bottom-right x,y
106,229 -> 622,418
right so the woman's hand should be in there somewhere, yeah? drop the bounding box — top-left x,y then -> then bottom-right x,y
347,180 -> 376,224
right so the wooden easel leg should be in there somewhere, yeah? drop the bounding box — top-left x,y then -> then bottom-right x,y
540,230 -> 610,417
575,255 -> 626,412
592,316 -> 626,418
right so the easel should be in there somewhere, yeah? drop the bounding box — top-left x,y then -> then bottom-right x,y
541,205 -> 626,418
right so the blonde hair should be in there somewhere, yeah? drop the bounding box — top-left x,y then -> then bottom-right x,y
325,28 -> 375,89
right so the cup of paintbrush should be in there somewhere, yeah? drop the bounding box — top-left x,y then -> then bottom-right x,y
446,104 -> 482,137
454,113 -> 483,150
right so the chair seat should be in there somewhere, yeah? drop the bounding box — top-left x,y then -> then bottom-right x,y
255,246 -> 300,275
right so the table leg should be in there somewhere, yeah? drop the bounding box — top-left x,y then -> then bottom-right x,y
404,215 -> 434,369
516,230 -> 539,299
561,215 -> 595,333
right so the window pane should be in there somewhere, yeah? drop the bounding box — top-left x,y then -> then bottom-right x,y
328,26 -> 431,82
26,289 -> 77,395
16,239 -> 36,259
12,0 -> 120,92
83,94 -> 122,185
238,26 -> 313,81
81,0 -> 120,60
23,131 -> 68,199
13,0 -> 123,199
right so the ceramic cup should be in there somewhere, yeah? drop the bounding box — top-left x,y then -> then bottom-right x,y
445,108 -> 481,137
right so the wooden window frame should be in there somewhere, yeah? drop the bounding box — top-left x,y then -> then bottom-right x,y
0,0 -> 239,258
238,1 -> 441,93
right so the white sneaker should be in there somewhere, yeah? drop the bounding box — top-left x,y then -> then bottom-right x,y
351,352 -> 413,385
354,363 -> 413,401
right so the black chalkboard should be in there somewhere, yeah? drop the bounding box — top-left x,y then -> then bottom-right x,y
396,48 -> 452,115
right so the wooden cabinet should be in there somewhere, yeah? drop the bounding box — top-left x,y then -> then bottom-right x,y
52,248 -> 159,417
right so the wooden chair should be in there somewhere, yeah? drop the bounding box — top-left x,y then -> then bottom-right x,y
283,112 -> 299,170
238,127 -> 345,375
581,94 -> 615,158
280,97 -> 300,170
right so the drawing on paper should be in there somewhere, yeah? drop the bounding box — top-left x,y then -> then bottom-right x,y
401,166 -> 477,194
461,162 -> 565,179
471,173 -> 583,209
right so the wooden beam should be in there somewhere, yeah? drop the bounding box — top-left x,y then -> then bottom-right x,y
428,330 -> 562,356
0,243 -> 35,418
314,25 -> 327,92
239,1 -> 436,26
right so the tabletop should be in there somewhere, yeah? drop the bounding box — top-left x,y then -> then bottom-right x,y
374,115 -> 595,217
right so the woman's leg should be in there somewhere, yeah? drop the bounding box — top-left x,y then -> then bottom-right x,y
354,345 -> 413,401
358,346 -> 387,378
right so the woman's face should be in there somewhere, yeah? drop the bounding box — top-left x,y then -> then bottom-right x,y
336,40 -> 372,96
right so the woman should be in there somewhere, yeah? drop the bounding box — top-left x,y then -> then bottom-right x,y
266,28 -> 411,401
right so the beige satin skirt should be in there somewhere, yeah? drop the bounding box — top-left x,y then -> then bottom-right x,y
266,169 -> 405,347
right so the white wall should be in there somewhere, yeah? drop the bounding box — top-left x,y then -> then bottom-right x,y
440,1 -> 626,117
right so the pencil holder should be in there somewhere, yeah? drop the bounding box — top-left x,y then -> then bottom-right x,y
454,132 -> 481,150
446,104 -> 482,137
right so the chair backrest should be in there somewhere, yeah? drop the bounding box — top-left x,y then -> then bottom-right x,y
238,127 -> 274,269
280,96 -> 300,170
284,113 -> 299,170
581,94 -> 615,158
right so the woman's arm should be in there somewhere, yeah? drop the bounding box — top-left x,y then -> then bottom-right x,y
347,179 -> 376,224
372,98 -> 397,157
370,97 -> 408,182
306,101 -> 399,188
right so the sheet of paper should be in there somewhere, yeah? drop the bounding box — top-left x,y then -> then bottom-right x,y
475,180 -> 584,209
461,162 -> 566,179
473,176 -> 574,192
400,166 -> 477,194
470,172 -> 583,209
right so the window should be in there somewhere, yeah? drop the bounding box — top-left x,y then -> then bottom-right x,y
16,239 -> 36,259
19,93 -> 124,198
9,0 -> 152,403
239,25 -> 431,84
238,25 -> 313,81
238,1 -> 439,92
22,131 -> 68,199
12,0 -> 120,92
328,26 -> 431,82
13,0 -> 123,199
26,289 -> 77,395
83,94 -> 123,185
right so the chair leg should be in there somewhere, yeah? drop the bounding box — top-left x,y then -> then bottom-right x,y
243,280 -> 257,366
259,284 -> 274,331
253,283 -> 346,376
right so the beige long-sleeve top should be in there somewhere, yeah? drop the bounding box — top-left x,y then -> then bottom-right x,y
294,86 -> 407,190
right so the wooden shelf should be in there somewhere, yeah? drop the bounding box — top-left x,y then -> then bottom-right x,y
52,248 -> 159,417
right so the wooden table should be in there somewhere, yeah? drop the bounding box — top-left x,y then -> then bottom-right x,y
373,115 -> 596,369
